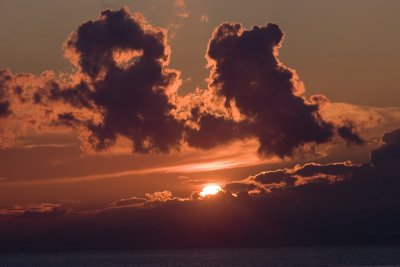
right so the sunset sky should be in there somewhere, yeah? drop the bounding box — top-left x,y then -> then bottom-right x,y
1,0 -> 400,250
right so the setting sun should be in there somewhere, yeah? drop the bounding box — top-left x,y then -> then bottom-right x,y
200,184 -> 222,197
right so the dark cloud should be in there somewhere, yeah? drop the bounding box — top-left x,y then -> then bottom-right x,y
110,196 -> 147,207
47,81 -> 92,108
1,126 -> 400,251
0,69 -> 13,117
0,203 -> 66,219
0,10 -> 365,157
186,108 -> 248,149
206,23 -> 335,157
337,122 -> 365,145
19,206 -> 67,219
371,129 -> 400,171
59,8 -> 185,153
187,22 -> 363,157
110,191 -> 178,208
224,180 -> 262,195
253,169 -> 296,186
224,127 -> 400,208
224,160 -> 360,195
0,101 -> 11,117
292,161 -> 359,178
57,112 -> 81,127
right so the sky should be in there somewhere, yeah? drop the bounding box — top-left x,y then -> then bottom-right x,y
0,0 -> 400,250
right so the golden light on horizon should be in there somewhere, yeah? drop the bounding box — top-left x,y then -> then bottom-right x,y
199,184 -> 222,197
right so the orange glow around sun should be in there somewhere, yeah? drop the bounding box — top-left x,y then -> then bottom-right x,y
200,184 -> 222,197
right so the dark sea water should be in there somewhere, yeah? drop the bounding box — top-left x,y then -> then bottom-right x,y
1,246 -> 400,267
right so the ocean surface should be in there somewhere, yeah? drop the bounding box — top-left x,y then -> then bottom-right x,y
1,246 -> 400,267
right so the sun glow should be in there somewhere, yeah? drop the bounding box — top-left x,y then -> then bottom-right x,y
200,184 -> 222,197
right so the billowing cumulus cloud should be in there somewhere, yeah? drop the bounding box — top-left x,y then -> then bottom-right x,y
0,8 -> 185,153
0,8 -> 368,157
0,8 -> 186,153
0,9 -> 186,154
187,22 -> 363,157
61,8 -> 185,153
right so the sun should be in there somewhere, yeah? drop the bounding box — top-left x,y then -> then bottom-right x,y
200,184 -> 222,197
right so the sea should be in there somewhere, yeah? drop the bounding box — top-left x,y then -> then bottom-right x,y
1,246 -> 400,267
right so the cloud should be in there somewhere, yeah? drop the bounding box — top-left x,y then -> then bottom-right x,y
110,196 -> 147,207
371,127 -> 400,173
187,22 -> 363,158
3,8 -> 188,154
201,15 -> 209,24
315,101 -> 400,144
0,9 -> 386,158
178,176 -> 212,186
225,160 -> 360,194
226,127 -> 400,198
3,141 -> 263,186
1,128 -> 400,250
0,70 -> 12,117
0,203 -> 66,219
0,69 -> 75,148
110,190 -> 184,209
337,123 -> 365,145
186,109 -> 248,149
166,0 -> 190,39
173,0 -> 189,18
60,8 -> 186,153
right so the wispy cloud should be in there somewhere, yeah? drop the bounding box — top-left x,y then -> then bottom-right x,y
19,143 -> 74,149
4,140 -> 272,185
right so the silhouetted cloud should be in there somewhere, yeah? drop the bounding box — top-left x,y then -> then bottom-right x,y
291,161 -> 359,179
0,9 -> 375,157
225,127 -> 400,203
0,70 -> 13,117
225,160 -> 360,194
1,128 -> 400,250
110,191 -> 180,208
337,122 -> 364,145
1,9 -> 186,153
61,8 -> 185,153
186,22 -> 364,157
371,127 -> 400,174
186,108 -> 248,149
110,196 -> 147,207
0,203 -> 66,219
